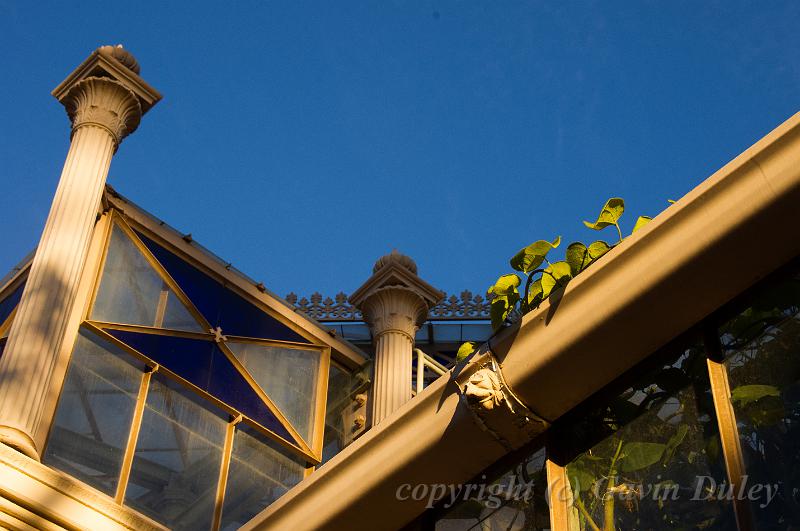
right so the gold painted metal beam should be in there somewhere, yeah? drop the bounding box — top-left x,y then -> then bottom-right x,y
705,330 -> 754,531
115,368 -> 154,503
211,415 -> 241,531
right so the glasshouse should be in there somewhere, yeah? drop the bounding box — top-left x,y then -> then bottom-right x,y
0,46 -> 798,531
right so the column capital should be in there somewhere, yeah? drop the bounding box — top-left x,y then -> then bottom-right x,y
357,286 -> 429,340
61,77 -> 141,145
52,45 -> 161,147
350,250 -> 444,339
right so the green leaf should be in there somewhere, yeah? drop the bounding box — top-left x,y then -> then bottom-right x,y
741,396 -> 785,427
619,442 -> 666,472
583,198 -> 625,230
509,237 -> 561,273
587,240 -> 611,260
456,341 -> 478,361
565,242 -> 589,276
490,298 -> 512,331
527,278 -> 544,308
487,274 -> 521,298
567,464 -> 597,495
632,215 -> 652,233
541,261 -> 572,298
730,385 -> 780,407
662,424 -> 689,465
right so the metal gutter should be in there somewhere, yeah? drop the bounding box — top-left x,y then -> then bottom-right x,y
243,111 -> 800,530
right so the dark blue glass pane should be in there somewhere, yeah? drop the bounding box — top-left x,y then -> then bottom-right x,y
135,232 -> 309,344
104,329 -> 294,443
0,280 -> 26,327
106,330 -> 215,388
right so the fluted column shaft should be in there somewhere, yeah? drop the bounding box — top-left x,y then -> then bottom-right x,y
0,75 -> 142,459
372,329 -> 414,423
360,288 -> 428,425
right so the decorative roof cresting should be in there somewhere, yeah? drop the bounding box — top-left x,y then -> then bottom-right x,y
286,290 -> 492,321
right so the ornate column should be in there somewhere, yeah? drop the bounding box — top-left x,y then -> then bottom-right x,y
0,46 -> 160,459
350,251 -> 443,425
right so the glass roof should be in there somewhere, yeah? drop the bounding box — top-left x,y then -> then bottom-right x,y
136,230 -> 310,343
86,216 -> 325,453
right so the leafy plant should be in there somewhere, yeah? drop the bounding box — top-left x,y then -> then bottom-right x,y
563,346 -> 729,531
456,197 -> 654,361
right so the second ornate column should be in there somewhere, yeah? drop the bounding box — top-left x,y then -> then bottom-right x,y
351,251 -> 443,425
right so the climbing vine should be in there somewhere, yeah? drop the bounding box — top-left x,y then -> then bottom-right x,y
457,197 -> 652,361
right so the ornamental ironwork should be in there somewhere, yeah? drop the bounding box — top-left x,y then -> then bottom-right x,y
286,290 -> 491,322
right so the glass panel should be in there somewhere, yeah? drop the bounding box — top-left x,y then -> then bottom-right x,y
434,446 -> 550,530
104,329 -> 295,444
92,225 -> 202,332
721,271 -> 800,529
125,374 -> 227,531
43,329 -> 143,496
136,231 -> 309,343
219,423 -> 305,530
432,323 -> 464,343
562,339 -> 735,530
338,323 -> 372,343
228,342 -> 320,443
322,363 -> 370,464
0,279 -> 25,328
163,293 -> 202,331
462,323 -> 493,343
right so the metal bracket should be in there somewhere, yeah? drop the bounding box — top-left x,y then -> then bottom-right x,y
456,347 -> 549,451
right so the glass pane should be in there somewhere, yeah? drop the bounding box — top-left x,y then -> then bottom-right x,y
322,363 -> 370,464
434,446 -> 550,530
338,323 -> 372,343
462,323 -> 493,343
721,271 -> 800,529
104,329 -> 295,444
432,323 -> 464,343
136,230 -> 310,343
92,225 -> 202,332
562,339 -> 735,530
163,292 -> 202,331
228,342 -> 320,443
125,375 -> 227,531
219,424 -> 305,530
0,279 -> 25,329
43,329 -> 143,496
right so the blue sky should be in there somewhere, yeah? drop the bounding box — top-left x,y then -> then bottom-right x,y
1,1 -> 799,300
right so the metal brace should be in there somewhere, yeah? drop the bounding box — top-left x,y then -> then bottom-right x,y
457,347 -> 549,451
